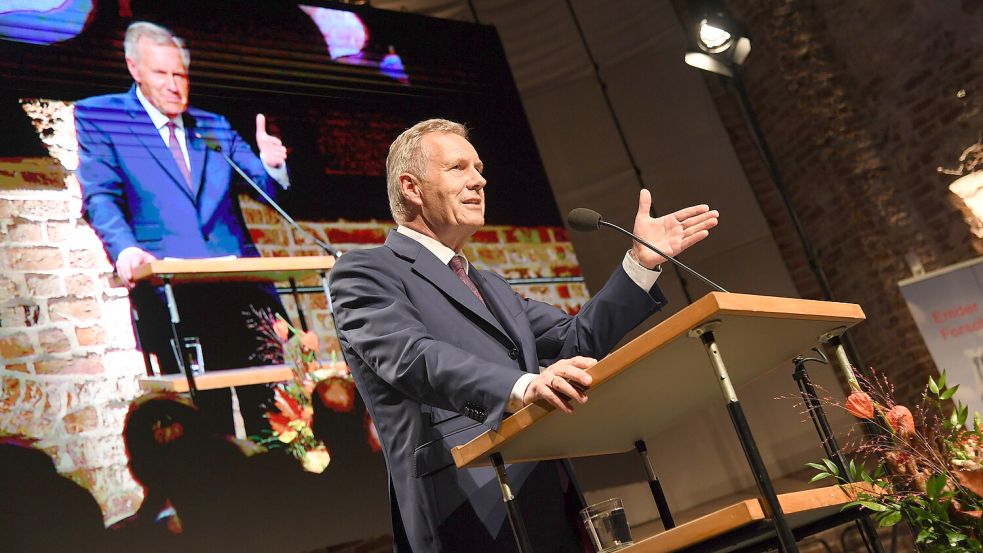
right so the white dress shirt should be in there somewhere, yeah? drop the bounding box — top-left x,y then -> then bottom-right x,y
395,224 -> 662,411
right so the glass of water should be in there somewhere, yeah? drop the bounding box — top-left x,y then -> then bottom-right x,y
580,497 -> 633,552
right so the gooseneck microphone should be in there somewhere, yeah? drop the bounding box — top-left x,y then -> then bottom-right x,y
195,132 -> 337,256
567,207 -> 727,293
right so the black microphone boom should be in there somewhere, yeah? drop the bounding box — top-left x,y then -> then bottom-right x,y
567,208 -> 727,293
195,132 -> 336,256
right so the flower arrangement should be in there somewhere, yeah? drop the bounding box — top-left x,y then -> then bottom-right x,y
252,312 -> 357,473
810,369 -> 983,551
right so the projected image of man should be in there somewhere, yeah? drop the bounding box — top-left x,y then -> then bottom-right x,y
75,21 -> 292,435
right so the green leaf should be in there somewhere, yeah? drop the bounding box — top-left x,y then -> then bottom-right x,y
821,458 -> 840,475
947,531 -> 967,546
939,370 -> 947,389
940,385 -> 960,400
916,528 -> 932,543
929,375 -> 940,395
805,462 -> 828,472
878,511 -> 902,527
858,501 -> 889,512
927,474 -> 947,500
809,472 -> 832,483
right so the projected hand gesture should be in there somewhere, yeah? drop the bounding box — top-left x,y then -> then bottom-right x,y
256,113 -> 288,168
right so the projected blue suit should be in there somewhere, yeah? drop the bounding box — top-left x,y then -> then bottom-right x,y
75,86 -> 285,433
75,85 -> 278,262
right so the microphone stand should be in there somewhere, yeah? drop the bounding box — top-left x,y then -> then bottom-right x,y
597,219 -> 728,293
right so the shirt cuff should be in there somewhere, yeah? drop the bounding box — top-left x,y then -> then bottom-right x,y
508,373 -> 537,412
263,161 -> 290,189
623,250 -> 662,292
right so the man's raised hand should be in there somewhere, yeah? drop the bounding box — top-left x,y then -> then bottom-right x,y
631,189 -> 718,269
256,113 -> 287,168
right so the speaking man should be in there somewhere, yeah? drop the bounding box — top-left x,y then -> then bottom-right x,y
75,21 -> 291,434
329,119 -> 719,552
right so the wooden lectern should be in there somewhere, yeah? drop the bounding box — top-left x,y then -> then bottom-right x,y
131,256 -> 335,401
452,292 -> 868,553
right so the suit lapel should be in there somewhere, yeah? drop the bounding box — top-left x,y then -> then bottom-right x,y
470,270 -> 534,373
124,88 -> 195,203
386,232 -> 512,343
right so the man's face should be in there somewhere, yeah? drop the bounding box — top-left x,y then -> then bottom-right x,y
416,132 -> 487,239
126,38 -> 189,118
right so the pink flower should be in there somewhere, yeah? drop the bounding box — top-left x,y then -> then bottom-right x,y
844,391 -> 875,419
273,318 -> 290,342
885,405 -> 915,437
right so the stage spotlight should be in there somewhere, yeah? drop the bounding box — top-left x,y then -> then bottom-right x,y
683,2 -> 750,77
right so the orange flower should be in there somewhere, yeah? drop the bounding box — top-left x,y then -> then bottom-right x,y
885,405 -> 915,437
301,331 -> 319,352
844,391 -> 875,419
306,359 -> 321,373
316,376 -> 356,413
273,318 -> 290,342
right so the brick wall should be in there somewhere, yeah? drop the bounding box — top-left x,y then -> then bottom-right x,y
670,0 -> 983,405
0,103 -> 590,525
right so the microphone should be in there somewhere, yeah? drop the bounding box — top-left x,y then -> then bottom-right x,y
567,207 -> 727,293
194,131 -> 337,256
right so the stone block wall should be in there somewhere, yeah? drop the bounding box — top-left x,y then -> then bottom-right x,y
670,0 -> 983,405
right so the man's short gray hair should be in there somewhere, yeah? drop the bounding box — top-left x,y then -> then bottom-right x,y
124,21 -> 190,68
386,119 -> 468,224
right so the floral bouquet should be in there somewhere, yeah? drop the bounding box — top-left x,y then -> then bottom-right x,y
810,370 -> 983,550
251,312 -> 357,473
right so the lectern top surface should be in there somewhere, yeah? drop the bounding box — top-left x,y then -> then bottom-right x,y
130,256 -> 335,285
451,292 -> 864,468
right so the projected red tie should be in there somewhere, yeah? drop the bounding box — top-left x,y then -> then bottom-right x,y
166,121 -> 193,189
449,255 -> 484,305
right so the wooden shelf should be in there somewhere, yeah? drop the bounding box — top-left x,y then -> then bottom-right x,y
130,256 -> 335,286
621,484 -> 868,553
138,364 -> 293,392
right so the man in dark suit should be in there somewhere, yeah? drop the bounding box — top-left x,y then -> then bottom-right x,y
329,119 -> 719,552
75,21 -> 290,434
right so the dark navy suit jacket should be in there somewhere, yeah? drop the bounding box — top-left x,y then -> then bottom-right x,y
75,86 -> 278,262
330,230 -> 668,552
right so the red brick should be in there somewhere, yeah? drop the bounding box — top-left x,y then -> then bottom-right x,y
0,275 -> 19,301
25,273 -> 62,297
551,227 -> 569,243
62,406 -> 99,434
0,332 -> 34,358
35,354 -> 104,375
249,226 -> 289,246
3,199 -> 70,220
4,220 -> 43,242
39,328 -> 71,353
65,274 -> 96,297
4,247 -> 63,270
75,325 -> 106,347
241,204 -> 281,225
1,378 -> 21,410
48,296 -> 100,322
46,221 -> 76,242
69,249 -> 107,269
0,304 -> 41,327
325,227 -> 388,245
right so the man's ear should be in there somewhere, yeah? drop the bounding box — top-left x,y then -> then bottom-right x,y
125,56 -> 141,84
399,173 -> 424,208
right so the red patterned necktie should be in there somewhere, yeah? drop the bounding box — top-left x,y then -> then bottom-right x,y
449,255 -> 484,305
165,121 -> 193,188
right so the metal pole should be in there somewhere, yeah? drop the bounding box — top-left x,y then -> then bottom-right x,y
690,323 -> 798,552
163,278 -> 198,404
634,439 -> 675,529
491,452 -> 534,553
